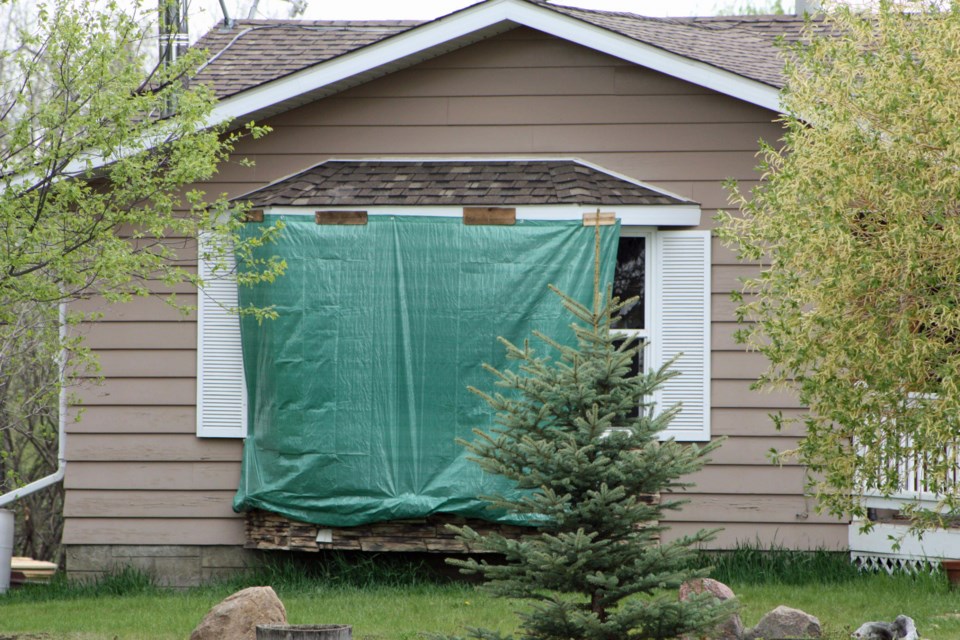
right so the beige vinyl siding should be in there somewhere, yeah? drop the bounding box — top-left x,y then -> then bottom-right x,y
63,26 -> 846,549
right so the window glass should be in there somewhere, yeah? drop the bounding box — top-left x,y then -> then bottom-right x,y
612,236 -> 645,329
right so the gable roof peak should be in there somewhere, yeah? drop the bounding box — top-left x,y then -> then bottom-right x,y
196,0 -> 786,122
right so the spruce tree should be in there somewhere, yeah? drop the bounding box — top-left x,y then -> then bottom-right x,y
450,235 -> 734,640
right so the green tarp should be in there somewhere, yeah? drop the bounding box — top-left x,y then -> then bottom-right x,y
233,215 -> 618,527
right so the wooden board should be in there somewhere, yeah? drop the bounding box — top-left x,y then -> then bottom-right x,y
463,207 -> 516,225
245,498 -> 659,554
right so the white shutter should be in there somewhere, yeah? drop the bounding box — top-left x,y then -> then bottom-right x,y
196,235 -> 247,438
653,230 -> 711,441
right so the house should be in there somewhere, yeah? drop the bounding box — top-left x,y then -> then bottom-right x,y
62,0 -> 862,587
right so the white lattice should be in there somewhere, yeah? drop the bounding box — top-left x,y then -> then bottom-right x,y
851,552 -> 937,575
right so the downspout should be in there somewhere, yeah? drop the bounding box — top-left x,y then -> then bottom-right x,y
0,303 -> 68,508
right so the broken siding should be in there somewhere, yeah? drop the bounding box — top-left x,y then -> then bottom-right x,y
62,26 -> 845,549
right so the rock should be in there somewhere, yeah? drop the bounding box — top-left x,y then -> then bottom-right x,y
679,577 -> 737,602
679,578 -> 743,640
744,605 -> 821,639
190,586 -> 287,640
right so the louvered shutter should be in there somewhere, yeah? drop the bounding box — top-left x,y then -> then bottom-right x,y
653,230 -> 711,441
196,236 -> 247,438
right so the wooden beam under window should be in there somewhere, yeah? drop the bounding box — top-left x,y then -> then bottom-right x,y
582,212 -> 616,226
315,211 -> 368,225
463,207 -> 516,225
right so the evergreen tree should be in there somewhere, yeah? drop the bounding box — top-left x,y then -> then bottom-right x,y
450,247 -> 734,640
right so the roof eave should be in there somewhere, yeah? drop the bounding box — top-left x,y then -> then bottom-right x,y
207,0 -> 782,127
256,203 -> 702,227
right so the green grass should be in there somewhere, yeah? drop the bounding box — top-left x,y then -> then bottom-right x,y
3,551 -> 960,639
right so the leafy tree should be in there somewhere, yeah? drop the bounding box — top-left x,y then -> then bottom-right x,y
717,0 -> 960,530
449,240 -> 732,640
0,0 -> 282,561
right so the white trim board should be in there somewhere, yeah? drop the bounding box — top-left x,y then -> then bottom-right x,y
208,0 -> 782,126
260,204 -> 701,226
850,520 -> 960,561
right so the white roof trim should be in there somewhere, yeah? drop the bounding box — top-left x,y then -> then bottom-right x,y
261,204 -> 701,227
209,0 -> 782,125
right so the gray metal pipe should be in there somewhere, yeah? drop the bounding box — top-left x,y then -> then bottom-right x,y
0,509 -> 14,593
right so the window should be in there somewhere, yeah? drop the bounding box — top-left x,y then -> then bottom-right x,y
197,223 -> 710,442
612,228 -> 711,441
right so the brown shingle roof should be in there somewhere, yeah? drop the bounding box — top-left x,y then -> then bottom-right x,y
235,160 -> 689,207
193,20 -> 421,99
191,1 -> 809,101
676,14 -> 835,44
533,2 -> 787,87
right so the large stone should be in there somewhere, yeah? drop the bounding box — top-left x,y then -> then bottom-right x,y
679,578 -> 743,640
744,605 -> 822,639
190,586 -> 287,640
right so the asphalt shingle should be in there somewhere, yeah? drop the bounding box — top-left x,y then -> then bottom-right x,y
235,160 -> 690,207
191,0 -> 818,100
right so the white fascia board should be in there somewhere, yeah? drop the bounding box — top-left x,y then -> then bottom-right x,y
850,520 -> 960,561
263,204 -> 700,226
210,0 -> 781,125
209,0 -> 519,124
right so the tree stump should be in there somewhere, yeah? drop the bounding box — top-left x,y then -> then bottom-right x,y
256,625 -> 352,640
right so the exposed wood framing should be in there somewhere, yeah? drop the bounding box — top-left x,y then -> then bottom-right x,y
582,211 -> 616,226
245,510 -> 532,553
315,210 -> 368,225
463,207 -> 516,225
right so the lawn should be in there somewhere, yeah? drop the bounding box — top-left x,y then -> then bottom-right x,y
2,552 -> 960,639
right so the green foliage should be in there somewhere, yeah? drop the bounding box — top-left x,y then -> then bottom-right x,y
449,277 -> 733,640
214,553 -> 451,593
0,0 -> 284,559
2,565 -> 160,603
7,564 -> 960,639
717,0 -> 960,531
695,542 -> 862,585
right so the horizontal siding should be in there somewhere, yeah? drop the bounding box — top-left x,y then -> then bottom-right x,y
73,295 -> 197,323
75,379 -> 196,406
711,351 -> 768,379
65,462 -> 240,490
662,523 -> 846,549
66,26 -> 844,552
91,350 -> 196,378
713,264 -> 759,293
686,465 -> 808,495
712,408 -> 806,437
712,381 -> 802,409
65,491 -> 238,518
665,495 -> 837,525
78,322 -> 196,349
269,95 -> 772,127
63,518 -> 244,546
249,123 -> 772,155
69,406 -> 196,434
706,436 -> 801,466
67,434 -> 241,462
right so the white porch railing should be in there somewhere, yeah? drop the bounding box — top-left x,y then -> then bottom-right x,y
858,435 -> 960,510
851,436 -> 960,569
